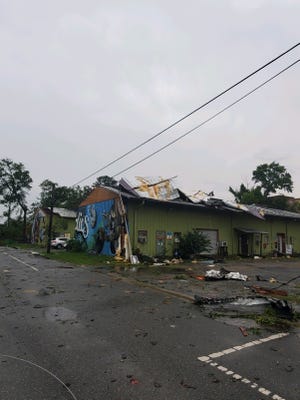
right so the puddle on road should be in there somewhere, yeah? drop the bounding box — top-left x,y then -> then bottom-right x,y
44,307 -> 77,322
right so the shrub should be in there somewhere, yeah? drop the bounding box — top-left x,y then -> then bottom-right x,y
177,230 -> 211,259
66,238 -> 87,252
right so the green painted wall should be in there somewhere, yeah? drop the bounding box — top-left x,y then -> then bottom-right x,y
33,214 -> 75,246
231,213 -> 300,256
126,200 -> 300,257
126,201 -> 232,257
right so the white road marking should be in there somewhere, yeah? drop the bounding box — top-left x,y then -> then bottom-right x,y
198,332 -> 289,399
204,332 -> 289,360
6,254 -> 39,272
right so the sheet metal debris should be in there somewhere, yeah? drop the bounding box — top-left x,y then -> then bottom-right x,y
205,268 -> 248,281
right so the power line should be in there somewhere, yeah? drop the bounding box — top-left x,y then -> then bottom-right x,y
112,59 -> 299,177
73,43 -> 300,186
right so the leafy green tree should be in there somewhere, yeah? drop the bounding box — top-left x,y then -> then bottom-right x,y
0,158 -> 32,239
62,185 -> 92,209
39,180 -> 68,208
229,162 -> 293,207
178,230 -> 211,259
252,162 -> 293,197
93,175 -> 118,188
229,184 -> 264,204
39,180 -> 92,210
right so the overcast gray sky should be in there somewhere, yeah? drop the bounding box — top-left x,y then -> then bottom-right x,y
1,0 -> 299,204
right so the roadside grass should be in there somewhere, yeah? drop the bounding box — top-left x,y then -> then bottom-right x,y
207,306 -> 299,331
41,251 -> 116,267
7,243 -> 119,267
254,307 -> 297,330
271,293 -> 300,304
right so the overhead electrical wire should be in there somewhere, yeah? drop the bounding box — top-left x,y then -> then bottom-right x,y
111,59 -> 299,177
73,43 -> 300,186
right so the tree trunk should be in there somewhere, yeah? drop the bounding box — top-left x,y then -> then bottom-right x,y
7,204 -> 11,227
22,207 -> 27,242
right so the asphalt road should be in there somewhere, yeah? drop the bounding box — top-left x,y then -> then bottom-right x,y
0,247 -> 299,400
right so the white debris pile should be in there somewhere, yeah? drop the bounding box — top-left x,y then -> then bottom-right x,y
225,272 -> 248,281
205,269 -> 248,281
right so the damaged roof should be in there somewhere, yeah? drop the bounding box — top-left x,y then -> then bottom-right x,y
84,177 -> 300,221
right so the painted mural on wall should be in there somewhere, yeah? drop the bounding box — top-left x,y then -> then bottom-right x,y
31,209 -> 46,244
75,198 -> 126,256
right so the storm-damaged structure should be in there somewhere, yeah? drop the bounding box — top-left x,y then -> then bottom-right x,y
31,207 -> 76,245
75,177 -> 300,259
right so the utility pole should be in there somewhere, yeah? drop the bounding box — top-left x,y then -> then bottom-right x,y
46,184 -> 55,254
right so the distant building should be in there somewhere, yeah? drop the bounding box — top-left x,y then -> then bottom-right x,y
31,207 -> 76,245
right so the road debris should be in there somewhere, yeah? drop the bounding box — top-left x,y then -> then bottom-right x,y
268,298 -> 293,319
205,268 -> 248,281
194,295 -> 237,305
180,380 -> 197,389
239,326 -> 248,336
250,286 -> 288,296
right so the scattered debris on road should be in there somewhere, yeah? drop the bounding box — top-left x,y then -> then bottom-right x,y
250,285 -> 288,296
239,326 -> 248,336
204,268 -> 248,281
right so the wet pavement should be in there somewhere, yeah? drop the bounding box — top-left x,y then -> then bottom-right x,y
1,247 -> 300,399
112,257 -> 300,303
109,257 -> 300,328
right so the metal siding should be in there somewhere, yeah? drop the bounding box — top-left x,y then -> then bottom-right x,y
132,203 -> 231,257
126,200 -> 300,257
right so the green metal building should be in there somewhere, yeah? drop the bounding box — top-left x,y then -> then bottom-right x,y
76,180 -> 300,259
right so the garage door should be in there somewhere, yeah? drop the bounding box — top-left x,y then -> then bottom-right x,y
196,229 -> 218,255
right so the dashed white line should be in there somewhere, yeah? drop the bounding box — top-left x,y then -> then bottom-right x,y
6,254 -> 39,272
204,332 -> 289,360
198,332 -> 289,400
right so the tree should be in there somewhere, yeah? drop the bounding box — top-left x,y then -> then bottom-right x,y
39,180 -> 68,208
93,175 -> 118,188
252,162 -> 293,197
62,185 -> 92,209
38,180 -> 93,252
229,184 -> 264,204
38,180 -> 69,253
0,158 -> 32,240
39,181 -> 91,210
229,162 -> 293,207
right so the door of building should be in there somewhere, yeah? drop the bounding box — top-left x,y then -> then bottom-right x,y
196,229 -> 218,255
240,234 -> 249,257
156,230 -> 166,256
277,233 -> 286,255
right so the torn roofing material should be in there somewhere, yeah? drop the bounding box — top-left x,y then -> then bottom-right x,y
81,177 -> 300,222
131,176 -> 180,201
